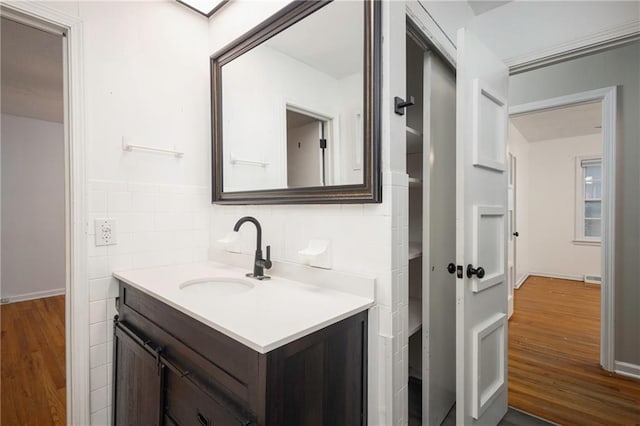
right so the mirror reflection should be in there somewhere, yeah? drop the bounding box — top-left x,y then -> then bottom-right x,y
220,1 -> 364,193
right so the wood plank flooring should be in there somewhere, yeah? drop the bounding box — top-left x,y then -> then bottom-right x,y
509,276 -> 640,425
1,295 -> 66,426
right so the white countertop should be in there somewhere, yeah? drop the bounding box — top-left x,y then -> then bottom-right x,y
113,262 -> 374,354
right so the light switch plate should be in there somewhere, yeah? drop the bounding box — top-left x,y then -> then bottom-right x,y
95,219 -> 117,246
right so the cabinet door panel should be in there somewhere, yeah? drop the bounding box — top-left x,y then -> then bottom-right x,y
113,324 -> 164,426
323,319 -> 365,425
164,368 -> 252,426
281,342 -> 324,426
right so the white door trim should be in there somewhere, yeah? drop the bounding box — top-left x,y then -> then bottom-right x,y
507,22 -> 640,74
0,2 -> 89,424
510,86 -> 617,372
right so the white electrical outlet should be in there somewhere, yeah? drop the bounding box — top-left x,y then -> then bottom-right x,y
95,219 -> 117,246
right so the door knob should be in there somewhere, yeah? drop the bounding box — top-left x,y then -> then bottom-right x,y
447,263 -> 456,274
466,264 -> 485,279
513,231 -> 519,237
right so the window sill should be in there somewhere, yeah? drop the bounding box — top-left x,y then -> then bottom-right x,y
573,239 -> 601,246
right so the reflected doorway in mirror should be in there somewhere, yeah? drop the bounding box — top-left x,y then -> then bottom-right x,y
286,107 -> 332,188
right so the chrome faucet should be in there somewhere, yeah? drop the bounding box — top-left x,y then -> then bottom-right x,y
233,216 -> 272,280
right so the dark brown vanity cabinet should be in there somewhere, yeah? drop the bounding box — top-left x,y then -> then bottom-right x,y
112,282 -> 368,425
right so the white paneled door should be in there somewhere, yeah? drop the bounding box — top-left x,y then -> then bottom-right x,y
455,29 -> 509,425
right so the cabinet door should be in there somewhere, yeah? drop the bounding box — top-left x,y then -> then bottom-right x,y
266,312 -> 367,426
113,323 -> 164,426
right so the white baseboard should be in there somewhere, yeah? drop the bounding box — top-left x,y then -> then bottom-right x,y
514,273 -> 530,289
614,361 -> 640,380
1,288 -> 65,304
583,274 -> 602,285
516,271 -> 602,288
527,272 -> 584,282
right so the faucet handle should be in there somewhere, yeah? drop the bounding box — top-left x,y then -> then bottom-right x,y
264,245 -> 272,269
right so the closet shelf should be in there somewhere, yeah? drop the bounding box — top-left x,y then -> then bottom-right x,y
409,297 -> 422,336
408,242 -> 422,260
406,126 -> 423,154
408,177 -> 422,188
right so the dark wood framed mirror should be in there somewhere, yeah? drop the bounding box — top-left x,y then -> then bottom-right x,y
210,0 -> 381,204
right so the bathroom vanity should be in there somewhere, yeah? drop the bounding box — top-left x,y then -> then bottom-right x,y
111,262 -> 372,425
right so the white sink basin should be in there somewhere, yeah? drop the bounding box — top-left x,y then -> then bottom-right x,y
179,277 -> 255,297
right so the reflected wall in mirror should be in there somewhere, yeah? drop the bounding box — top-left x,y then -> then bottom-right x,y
211,0 -> 381,204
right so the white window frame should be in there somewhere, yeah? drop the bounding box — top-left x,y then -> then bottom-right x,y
574,155 -> 602,245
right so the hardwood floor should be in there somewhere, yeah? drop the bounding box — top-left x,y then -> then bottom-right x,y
509,276 -> 640,425
1,295 -> 66,426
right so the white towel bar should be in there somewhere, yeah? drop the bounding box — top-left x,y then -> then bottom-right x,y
122,139 -> 183,158
230,153 -> 268,167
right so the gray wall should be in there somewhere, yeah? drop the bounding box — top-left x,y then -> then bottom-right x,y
1,18 -> 66,302
510,41 -> 640,365
1,114 -> 66,300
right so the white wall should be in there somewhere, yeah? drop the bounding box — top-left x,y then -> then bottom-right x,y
82,3 -> 210,187
508,123 -> 530,285
1,114 -> 66,300
42,2 -> 211,424
526,133 -> 602,279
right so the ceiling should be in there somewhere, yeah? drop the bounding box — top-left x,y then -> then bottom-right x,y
287,109 -> 319,129
264,1 -> 362,80
419,1 -> 639,67
467,1 -> 512,16
1,18 -> 64,123
510,101 -> 602,143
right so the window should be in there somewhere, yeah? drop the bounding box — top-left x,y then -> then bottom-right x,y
575,157 -> 601,243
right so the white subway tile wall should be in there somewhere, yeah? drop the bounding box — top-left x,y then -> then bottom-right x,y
386,172 -> 410,425
87,179 -> 210,417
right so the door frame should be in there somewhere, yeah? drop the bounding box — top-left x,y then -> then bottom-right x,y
507,152 -> 516,319
283,101 -> 338,187
510,86 -> 617,371
0,2 -> 89,423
